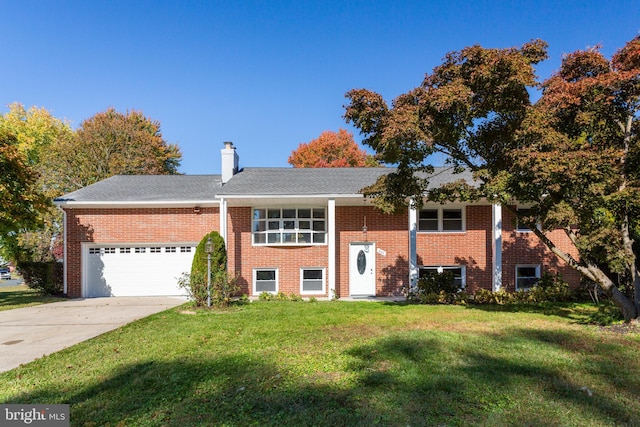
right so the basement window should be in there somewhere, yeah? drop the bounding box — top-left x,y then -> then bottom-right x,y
301,268 -> 325,294
418,266 -> 466,289
254,268 -> 278,294
516,265 -> 540,291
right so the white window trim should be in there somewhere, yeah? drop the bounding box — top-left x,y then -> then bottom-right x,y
515,264 -> 541,291
300,267 -> 326,295
417,205 -> 466,233
418,265 -> 466,289
253,268 -> 279,295
252,207 -> 328,246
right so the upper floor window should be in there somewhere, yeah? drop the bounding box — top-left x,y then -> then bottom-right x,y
418,207 -> 464,232
253,208 -> 326,245
516,207 -> 540,232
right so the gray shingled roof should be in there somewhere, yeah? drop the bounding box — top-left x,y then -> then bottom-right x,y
55,175 -> 222,202
54,167 -> 477,203
217,167 -> 391,196
217,167 -> 476,196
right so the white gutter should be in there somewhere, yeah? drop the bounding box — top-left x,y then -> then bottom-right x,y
53,200 -> 220,209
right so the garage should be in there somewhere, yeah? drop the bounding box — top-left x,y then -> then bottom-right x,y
84,244 -> 196,297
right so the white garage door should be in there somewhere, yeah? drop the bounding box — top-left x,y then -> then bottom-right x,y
85,244 -> 196,297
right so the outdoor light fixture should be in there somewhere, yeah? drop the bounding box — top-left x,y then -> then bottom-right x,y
205,237 -> 214,308
193,206 -> 201,214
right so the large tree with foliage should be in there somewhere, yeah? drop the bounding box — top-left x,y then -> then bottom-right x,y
43,108 -> 182,190
0,104 -> 74,262
288,128 -> 378,167
345,36 -> 640,321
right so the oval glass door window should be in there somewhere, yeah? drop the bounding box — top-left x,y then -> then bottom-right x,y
357,250 -> 367,275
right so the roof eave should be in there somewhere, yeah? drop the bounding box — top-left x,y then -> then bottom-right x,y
54,200 -> 220,209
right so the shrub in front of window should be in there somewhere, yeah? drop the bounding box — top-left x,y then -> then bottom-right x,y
414,270 -> 462,304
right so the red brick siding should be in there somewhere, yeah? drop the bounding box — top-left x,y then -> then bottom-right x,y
416,205 -> 493,292
63,203 -> 582,299
501,207 -> 581,291
63,207 -> 218,298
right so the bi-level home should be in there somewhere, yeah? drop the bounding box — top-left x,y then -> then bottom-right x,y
54,142 -> 580,299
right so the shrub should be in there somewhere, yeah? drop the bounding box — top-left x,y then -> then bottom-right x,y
275,291 -> 290,301
413,270 -> 462,304
258,292 -> 274,301
289,293 -> 304,302
18,261 -> 63,295
180,231 -> 238,307
471,273 -> 574,305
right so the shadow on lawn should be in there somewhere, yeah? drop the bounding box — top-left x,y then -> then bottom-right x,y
4,330 -> 638,426
0,286 -> 64,310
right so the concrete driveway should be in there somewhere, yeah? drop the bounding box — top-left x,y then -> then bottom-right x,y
0,297 -> 186,373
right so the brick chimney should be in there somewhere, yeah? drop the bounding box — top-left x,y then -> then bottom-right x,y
221,141 -> 239,184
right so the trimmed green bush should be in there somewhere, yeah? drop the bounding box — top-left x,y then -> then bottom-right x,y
18,261 -> 63,295
179,231 -> 238,307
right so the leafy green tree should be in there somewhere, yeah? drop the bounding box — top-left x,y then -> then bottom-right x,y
0,104 -> 72,263
0,130 -> 47,237
288,128 -> 378,167
345,37 -> 640,321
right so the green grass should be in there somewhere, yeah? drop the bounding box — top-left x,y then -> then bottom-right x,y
1,301 -> 639,426
0,284 -> 66,311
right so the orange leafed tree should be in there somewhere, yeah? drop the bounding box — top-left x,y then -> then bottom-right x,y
288,128 -> 378,167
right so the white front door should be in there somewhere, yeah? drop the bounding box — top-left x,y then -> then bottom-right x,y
349,242 -> 376,296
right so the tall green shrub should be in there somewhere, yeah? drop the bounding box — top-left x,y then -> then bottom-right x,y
184,231 -> 237,307
18,261 -> 63,295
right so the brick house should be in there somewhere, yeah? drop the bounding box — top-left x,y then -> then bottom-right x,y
54,142 -> 580,299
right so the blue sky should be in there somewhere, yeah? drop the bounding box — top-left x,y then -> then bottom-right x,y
2,0 -> 638,174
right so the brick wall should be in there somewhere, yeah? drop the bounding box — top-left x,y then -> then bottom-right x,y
63,203 -> 581,299
501,207 -> 581,291
416,205 -> 493,292
63,207 -> 219,297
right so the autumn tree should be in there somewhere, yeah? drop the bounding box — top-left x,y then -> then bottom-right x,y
0,104 -> 74,263
345,37 -> 640,321
288,128 -> 378,167
0,130 -> 47,237
42,108 -> 182,190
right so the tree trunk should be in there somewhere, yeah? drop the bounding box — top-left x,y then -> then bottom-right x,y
530,226 -> 639,322
587,264 -> 638,322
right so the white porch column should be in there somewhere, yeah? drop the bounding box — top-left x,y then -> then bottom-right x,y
408,200 -> 418,292
220,198 -> 228,246
328,198 -> 336,299
492,203 -> 503,291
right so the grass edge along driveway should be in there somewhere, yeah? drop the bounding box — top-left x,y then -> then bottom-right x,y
1,301 -> 639,426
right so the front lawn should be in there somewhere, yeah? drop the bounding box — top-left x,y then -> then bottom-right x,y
1,301 -> 638,426
0,284 -> 65,311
